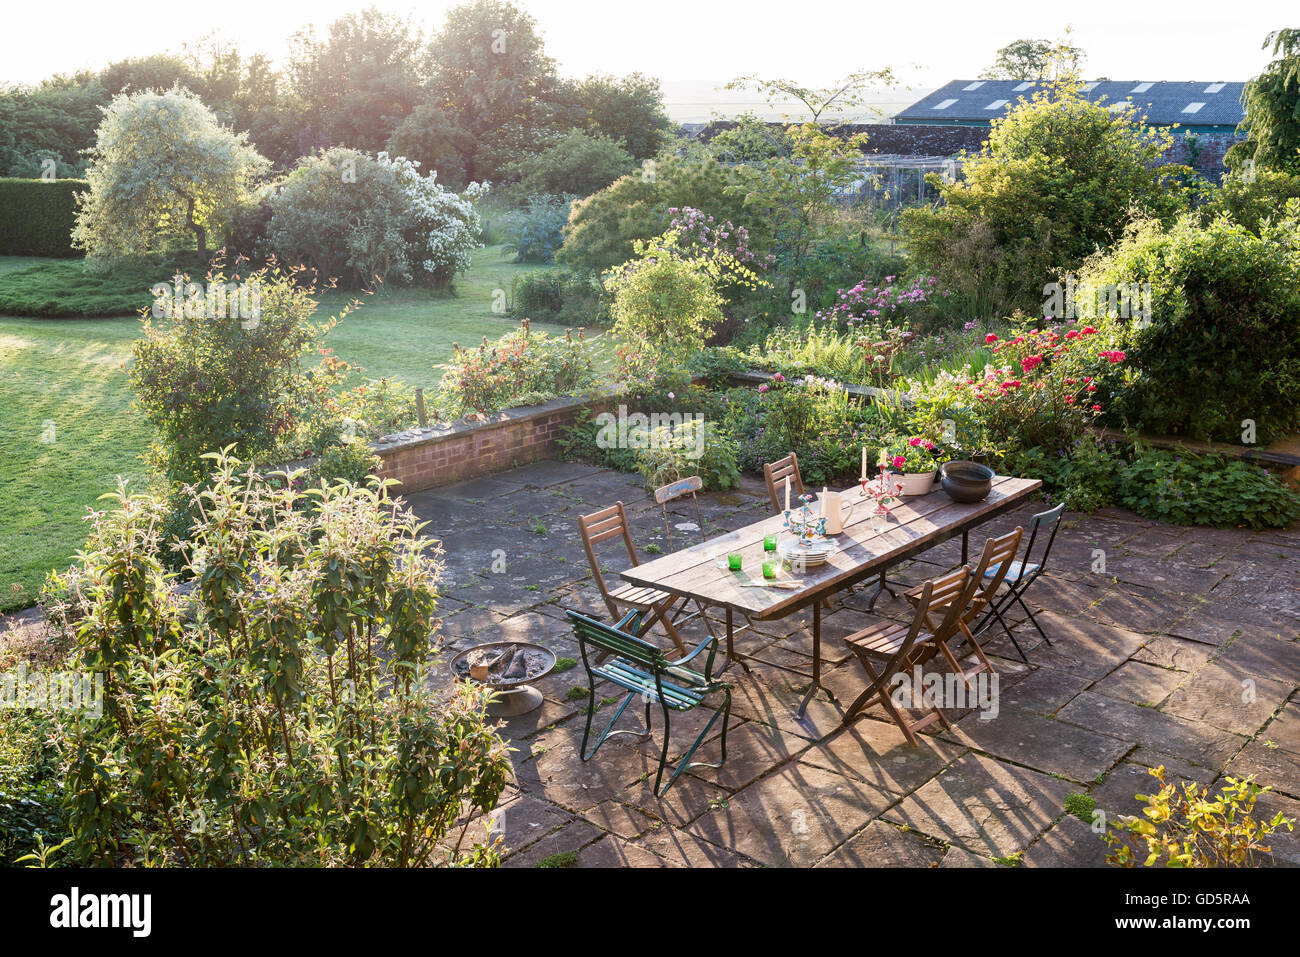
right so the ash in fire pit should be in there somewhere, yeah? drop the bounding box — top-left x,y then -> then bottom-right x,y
454,644 -> 552,684
451,640 -> 557,718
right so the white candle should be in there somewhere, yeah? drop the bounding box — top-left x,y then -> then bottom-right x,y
861,446 -> 867,480
784,475 -> 790,512
820,487 -> 827,518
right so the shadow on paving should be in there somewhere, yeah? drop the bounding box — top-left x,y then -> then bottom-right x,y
405,461 -> 1300,868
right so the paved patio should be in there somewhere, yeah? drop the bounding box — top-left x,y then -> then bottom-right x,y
412,460 -> 1300,868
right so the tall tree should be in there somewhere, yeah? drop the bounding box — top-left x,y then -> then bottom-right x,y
552,73 -> 674,160
980,35 -> 1086,81
72,88 -> 270,261
286,6 -> 427,153
1233,28 -> 1300,174
724,69 -> 896,123
424,0 -> 558,179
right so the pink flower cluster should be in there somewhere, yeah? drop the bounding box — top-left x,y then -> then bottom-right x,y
668,206 -> 768,264
815,275 -> 937,325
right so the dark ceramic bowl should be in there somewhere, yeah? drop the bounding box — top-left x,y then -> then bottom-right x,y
939,460 -> 994,503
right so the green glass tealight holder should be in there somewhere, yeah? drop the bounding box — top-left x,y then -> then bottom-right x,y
763,534 -> 778,552
727,552 -> 743,571
762,560 -> 778,580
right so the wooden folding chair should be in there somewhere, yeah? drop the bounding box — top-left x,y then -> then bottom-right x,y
763,453 -> 843,608
652,476 -> 724,642
970,503 -> 1065,660
904,528 -> 1023,684
840,570 -> 977,745
578,502 -> 688,656
763,452 -> 806,514
654,476 -> 705,552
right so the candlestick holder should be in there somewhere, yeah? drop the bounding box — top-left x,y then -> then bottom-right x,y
860,465 -> 903,534
783,492 -> 827,547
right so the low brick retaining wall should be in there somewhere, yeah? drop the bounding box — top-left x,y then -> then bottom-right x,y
363,372 -> 1300,496
370,391 -> 617,493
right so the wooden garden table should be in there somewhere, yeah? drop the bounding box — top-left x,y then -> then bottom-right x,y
620,475 -> 1042,716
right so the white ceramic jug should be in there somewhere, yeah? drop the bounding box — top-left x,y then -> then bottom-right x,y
819,487 -> 856,535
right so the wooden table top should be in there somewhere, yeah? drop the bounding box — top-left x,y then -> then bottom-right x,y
621,475 -> 1042,620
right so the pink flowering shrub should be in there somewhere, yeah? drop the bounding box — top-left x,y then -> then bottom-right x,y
815,275 -> 938,327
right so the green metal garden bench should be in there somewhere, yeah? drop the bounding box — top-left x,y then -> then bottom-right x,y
566,607 -> 731,797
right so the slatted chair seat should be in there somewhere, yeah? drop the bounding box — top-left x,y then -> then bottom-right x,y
568,608 -> 731,796
845,619 -> 927,657
982,560 -> 1038,583
606,582 -> 675,608
592,660 -> 708,710
840,573 -> 978,746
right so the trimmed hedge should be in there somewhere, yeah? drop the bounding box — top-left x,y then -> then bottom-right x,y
0,178 -> 87,257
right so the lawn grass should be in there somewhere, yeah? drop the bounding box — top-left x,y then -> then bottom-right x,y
0,246 -> 593,612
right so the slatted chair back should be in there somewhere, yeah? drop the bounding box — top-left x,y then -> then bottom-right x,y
568,609 -> 663,672
917,566 -> 980,642
1019,503 -> 1066,580
763,453 -> 805,514
654,476 -> 705,551
578,502 -> 639,601
966,528 -> 1024,622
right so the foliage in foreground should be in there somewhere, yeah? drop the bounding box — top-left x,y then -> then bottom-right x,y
1106,765 -> 1294,867
39,453 -> 511,866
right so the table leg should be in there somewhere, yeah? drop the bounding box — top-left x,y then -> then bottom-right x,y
962,529 -> 969,565
863,569 -> 899,612
797,599 -> 824,717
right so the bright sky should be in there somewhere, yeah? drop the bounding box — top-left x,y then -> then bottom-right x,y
3,0 -> 1293,120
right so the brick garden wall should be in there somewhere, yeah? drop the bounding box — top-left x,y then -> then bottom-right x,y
369,392 -> 616,493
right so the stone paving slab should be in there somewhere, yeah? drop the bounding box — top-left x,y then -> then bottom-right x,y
400,459 -> 1300,867
1056,691 -> 1247,771
685,759 -> 896,867
942,707 -> 1131,783
882,752 -> 1074,859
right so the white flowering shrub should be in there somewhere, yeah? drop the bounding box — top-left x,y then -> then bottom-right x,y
266,147 -> 485,289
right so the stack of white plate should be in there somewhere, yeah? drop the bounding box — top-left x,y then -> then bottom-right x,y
777,538 -> 836,566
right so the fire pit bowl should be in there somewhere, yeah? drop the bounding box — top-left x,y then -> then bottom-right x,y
451,641 -> 556,717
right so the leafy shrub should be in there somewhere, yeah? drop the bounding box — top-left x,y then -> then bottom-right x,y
500,193 -> 572,263
632,419 -> 740,492
40,453 -> 511,866
1203,167 -> 1300,235
557,156 -> 753,273
511,267 -> 609,324
724,375 -> 884,486
130,261 -> 337,483
267,149 -> 485,289
385,104 -> 473,191
1116,447 -> 1300,529
906,322 -> 1116,458
903,83 -> 1191,314
437,325 -> 598,419
605,228 -> 764,382
0,709 -> 66,865
1078,213 -> 1300,443
0,178 -> 87,257
1002,434 -> 1128,512
1106,765 -> 1295,867
507,129 -> 635,200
